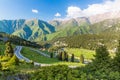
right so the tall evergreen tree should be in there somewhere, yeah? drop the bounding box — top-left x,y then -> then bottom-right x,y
58,52 -> 62,61
71,54 -> 74,62
50,52 -> 53,58
113,40 -> 120,71
4,41 -> 14,57
92,44 -> 110,69
62,51 -> 68,61
64,52 -> 68,61
0,62 -> 2,70
80,54 -> 84,63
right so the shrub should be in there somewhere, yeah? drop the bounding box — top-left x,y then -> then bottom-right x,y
8,55 -> 19,65
71,54 -> 74,62
4,42 -> 14,57
80,54 -> 84,63
50,53 -> 53,58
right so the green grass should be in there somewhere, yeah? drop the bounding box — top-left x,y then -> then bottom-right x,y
41,50 -> 51,55
65,48 -> 115,60
0,42 -> 6,55
21,47 -> 85,66
53,62 -> 85,66
21,47 -> 59,64
15,62 -> 38,73
65,48 -> 95,60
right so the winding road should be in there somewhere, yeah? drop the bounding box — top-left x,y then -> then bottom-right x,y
30,48 -> 50,58
14,46 -> 30,62
14,46 -> 50,66
14,46 -> 80,68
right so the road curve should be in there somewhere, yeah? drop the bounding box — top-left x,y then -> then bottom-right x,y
14,46 -> 50,66
14,46 -> 31,62
14,46 -> 78,68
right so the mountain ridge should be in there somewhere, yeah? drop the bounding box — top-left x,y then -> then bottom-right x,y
1,11 -> 120,41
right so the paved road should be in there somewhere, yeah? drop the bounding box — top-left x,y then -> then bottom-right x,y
14,46 -> 79,68
30,48 -> 50,58
14,46 -> 51,66
14,46 -> 31,62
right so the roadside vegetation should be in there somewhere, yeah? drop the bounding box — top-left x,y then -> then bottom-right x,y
0,38 -> 120,79
29,41 -> 120,79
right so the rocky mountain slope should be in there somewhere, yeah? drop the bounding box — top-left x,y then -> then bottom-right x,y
0,19 -> 55,40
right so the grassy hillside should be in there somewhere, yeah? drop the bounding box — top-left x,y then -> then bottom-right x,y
35,24 -> 90,41
21,46 -> 85,66
21,47 -> 59,64
52,33 -> 119,50
65,48 -> 95,60
0,32 -> 41,48
12,19 -> 55,41
0,19 -> 55,41
65,48 -> 115,60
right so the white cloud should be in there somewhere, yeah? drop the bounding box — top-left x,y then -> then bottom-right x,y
66,0 -> 120,18
32,9 -> 38,13
66,6 -> 85,18
55,12 -> 61,17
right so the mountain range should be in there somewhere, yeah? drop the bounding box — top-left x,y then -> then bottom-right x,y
0,11 -> 120,41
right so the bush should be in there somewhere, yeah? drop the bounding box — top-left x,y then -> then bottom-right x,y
0,56 -> 11,62
29,60 -> 34,64
4,42 -> 14,57
50,53 -> 53,58
8,55 -> 19,65
30,65 -> 70,80
80,54 -> 84,63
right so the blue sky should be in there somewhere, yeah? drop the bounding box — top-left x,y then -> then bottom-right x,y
0,0 -> 119,21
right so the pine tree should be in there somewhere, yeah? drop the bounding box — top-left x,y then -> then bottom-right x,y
4,41 -> 14,57
71,54 -> 74,62
92,44 -> 110,69
80,54 -> 84,63
58,52 -> 62,61
62,52 -> 65,61
50,53 -> 53,58
0,62 -> 2,70
113,40 -> 120,71
64,52 -> 68,62
66,54 -> 68,62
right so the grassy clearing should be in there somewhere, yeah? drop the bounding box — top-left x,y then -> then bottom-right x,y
21,47 -> 86,66
65,48 -> 115,59
65,48 -> 95,60
21,47 -> 59,64
53,62 -> 85,66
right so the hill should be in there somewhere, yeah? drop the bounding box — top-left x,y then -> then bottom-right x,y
1,11 -> 120,41
0,32 -> 41,48
0,19 -> 55,41
52,33 -> 119,50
